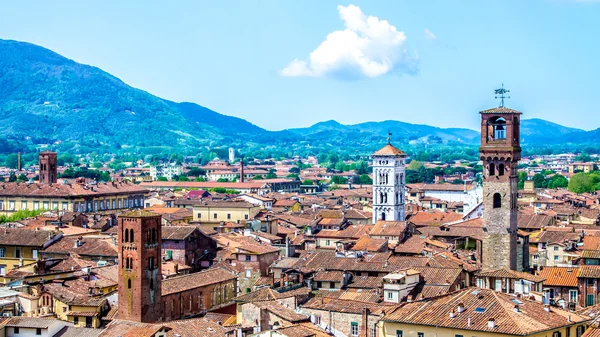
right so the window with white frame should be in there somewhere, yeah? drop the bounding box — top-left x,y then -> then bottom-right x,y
8,201 -> 14,211
351,322 -> 359,336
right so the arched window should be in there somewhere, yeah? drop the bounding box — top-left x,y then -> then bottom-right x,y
129,229 -> 134,242
498,164 -> 505,176
381,212 -> 386,221
147,229 -> 151,244
152,228 -> 157,243
491,117 -> 507,140
127,279 -> 132,289
493,193 -> 502,209
489,163 -> 496,176
124,228 -> 129,242
150,277 -> 154,291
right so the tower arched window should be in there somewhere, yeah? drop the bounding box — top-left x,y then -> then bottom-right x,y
381,212 -> 386,221
124,228 -> 129,242
129,229 -> 134,242
491,117 -> 506,140
493,193 -> 502,209
498,164 -> 505,176
150,277 -> 154,291
147,229 -> 151,244
489,163 -> 496,176
127,279 -> 131,289
152,228 -> 157,243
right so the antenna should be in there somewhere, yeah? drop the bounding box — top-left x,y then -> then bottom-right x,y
494,83 -> 510,107
387,131 -> 392,145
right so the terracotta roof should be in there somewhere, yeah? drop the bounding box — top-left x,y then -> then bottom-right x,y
370,220 -> 408,237
581,250 -> 600,259
384,288 -> 587,335
54,327 -> 102,337
480,106 -> 523,114
539,266 -> 580,287
0,181 -> 147,198
274,323 -> 331,337
409,211 -> 463,227
313,270 -> 345,282
43,236 -> 117,257
372,144 -> 407,156
518,213 -> 552,230
578,265 -> 600,279
477,269 -> 546,283
161,226 -> 198,240
161,267 -> 236,295
315,225 -> 373,240
164,317 -> 231,336
252,300 -> 309,323
301,296 -> 394,315
0,228 -> 57,247
351,235 -> 388,252
347,276 -> 383,289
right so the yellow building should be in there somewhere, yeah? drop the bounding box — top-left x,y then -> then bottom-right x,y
44,278 -> 109,328
380,288 -> 589,337
0,228 -> 61,279
192,200 -> 260,224
0,180 -> 147,216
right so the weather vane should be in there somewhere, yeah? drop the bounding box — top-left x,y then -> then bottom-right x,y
494,83 -> 510,107
387,131 -> 392,145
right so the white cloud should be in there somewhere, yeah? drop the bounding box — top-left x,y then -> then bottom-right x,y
280,4 -> 418,79
424,28 -> 436,40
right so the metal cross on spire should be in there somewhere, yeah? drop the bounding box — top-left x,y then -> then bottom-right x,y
494,83 -> 510,107
387,131 -> 392,145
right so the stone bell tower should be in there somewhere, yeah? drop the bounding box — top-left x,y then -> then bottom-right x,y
480,86 -> 522,271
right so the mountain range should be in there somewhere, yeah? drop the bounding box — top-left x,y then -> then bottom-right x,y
0,38 -> 597,157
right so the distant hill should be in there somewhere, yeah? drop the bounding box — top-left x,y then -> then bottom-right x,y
0,38 -> 597,157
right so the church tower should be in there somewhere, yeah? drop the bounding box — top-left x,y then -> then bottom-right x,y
480,87 -> 522,271
372,136 -> 407,224
118,210 -> 162,322
38,151 -> 57,185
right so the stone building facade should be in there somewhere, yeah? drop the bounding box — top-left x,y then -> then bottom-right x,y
480,106 -> 526,271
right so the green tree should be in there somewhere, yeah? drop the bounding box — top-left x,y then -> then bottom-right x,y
8,172 -> 16,182
358,174 -> 372,184
17,174 -> 28,182
303,179 -> 314,185
252,175 -> 264,180
407,160 -> 424,171
92,162 -> 103,169
575,153 -> 592,162
217,178 -> 229,182
157,176 -> 168,181
265,173 -> 277,179
99,171 -> 112,182
532,173 -> 547,188
178,175 -> 190,182
4,154 -> 21,169
549,174 -> 568,189
568,173 -> 594,193
331,176 -> 348,184
517,171 -> 528,189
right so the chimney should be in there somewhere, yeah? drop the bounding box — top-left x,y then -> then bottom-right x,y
488,318 -> 496,329
449,310 -> 456,318
513,304 -> 520,313
457,303 -> 465,313
240,155 -> 245,183
74,239 -> 80,248
544,305 -> 551,312
467,316 -> 471,327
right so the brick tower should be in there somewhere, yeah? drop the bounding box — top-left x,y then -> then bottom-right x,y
372,134 -> 407,224
118,210 -> 162,322
480,101 -> 522,271
38,151 -> 57,184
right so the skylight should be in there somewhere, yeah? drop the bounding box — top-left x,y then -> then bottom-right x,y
474,307 -> 486,313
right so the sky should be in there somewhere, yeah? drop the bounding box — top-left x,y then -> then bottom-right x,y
1,0 -> 599,131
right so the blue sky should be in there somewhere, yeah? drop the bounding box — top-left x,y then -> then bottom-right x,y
1,0 -> 599,131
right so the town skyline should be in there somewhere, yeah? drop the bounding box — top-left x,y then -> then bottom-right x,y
1,1 -> 599,131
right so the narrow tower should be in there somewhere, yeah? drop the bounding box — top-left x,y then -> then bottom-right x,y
118,210 -> 162,322
480,87 -> 522,271
372,134 -> 407,224
38,151 -> 57,184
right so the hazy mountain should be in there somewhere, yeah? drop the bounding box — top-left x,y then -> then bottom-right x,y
0,38 -> 596,156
